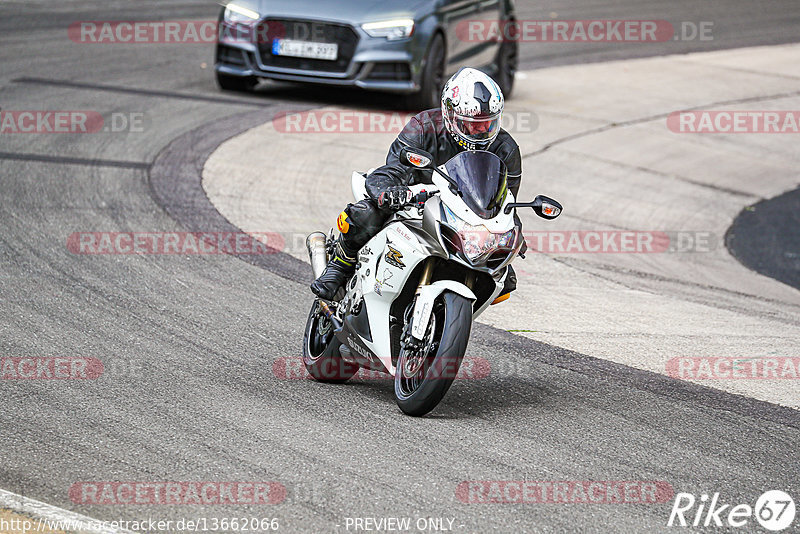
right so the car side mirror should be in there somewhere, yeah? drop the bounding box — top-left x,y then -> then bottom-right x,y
399,146 -> 435,169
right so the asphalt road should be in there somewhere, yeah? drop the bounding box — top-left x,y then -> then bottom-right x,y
1,1 -> 799,533
513,0 -> 800,67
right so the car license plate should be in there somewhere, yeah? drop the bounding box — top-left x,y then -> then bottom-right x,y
272,39 -> 338,61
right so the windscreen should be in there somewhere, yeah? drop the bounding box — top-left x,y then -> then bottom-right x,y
443,151 -> 508,219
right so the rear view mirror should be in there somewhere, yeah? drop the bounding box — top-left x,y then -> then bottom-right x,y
533,195 -> 562,219
399,146 -> 434,169
504,195 -> 563,219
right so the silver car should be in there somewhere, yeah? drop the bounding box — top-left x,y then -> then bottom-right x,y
215,0 -> 518,109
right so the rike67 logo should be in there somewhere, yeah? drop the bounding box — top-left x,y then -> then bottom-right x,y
668,490 -> 795,531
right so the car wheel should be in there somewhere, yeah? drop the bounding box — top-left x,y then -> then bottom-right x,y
216,71 -> 258,93
495,36 -> 518,98
406,34 -> 445,111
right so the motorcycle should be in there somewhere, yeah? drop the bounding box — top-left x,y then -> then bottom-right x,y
303,147 -> 562,416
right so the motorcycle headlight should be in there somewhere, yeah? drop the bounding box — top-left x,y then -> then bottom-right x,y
362,19 -> 415,40
224,3 -> 260,24
442,205 -> 517,262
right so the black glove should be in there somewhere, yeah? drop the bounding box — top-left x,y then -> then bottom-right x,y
377,186 -> 413,211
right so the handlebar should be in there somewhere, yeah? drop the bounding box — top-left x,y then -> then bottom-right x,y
407,189 -> 439,209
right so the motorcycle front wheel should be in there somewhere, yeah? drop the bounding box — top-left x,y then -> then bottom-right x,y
394,292 -> 472,416
302,300 -> 359,383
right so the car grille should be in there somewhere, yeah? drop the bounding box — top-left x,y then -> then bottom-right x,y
256,19 -> 359,74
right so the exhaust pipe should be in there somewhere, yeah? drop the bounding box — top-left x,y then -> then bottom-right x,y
306,232 -> 328,279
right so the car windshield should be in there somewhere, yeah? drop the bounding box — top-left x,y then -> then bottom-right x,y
443,151 -> 508,219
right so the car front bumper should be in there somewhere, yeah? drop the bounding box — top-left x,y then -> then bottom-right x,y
215,18 -> 425,94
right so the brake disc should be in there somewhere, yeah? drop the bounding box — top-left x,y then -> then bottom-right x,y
402,312 -> 437,378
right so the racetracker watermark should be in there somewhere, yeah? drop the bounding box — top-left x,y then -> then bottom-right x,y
1,357 -> 104,379
68,20 -> 286,44
667,111 -> 800,133
456,481 -> 674,504
273,356 -> 490,380
67,232 -> 284,255
0,111 -> 144,134
273,110 -> 538,134
67,231 -> 717,256
666,357 -> 800,380
69,482 -> 286,505
456,20 -> 713,42
523,231 -> 715,253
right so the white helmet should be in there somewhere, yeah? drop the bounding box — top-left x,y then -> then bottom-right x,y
441,67 -> 504,150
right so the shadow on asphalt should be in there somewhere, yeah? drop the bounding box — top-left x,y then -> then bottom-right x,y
250,80 -> 416,111
727,186 -> 800,290
295,372 -> 550,420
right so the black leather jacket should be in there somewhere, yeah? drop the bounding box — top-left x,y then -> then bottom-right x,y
365,109 -> 523,202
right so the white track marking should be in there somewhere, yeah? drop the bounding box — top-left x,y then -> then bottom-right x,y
0,488 -> 133,534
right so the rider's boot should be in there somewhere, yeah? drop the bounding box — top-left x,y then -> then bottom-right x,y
310,238 -> 357,300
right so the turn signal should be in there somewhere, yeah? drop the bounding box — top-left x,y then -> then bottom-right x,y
491,293 -> 510,305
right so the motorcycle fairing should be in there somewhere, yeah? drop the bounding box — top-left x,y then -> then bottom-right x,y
347,222 -> 430,375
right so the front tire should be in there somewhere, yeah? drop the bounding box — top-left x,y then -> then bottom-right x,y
302,300 -> 359,383
394,292 -> 473,416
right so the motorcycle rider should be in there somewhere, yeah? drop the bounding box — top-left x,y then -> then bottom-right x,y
311,67 -> 524,300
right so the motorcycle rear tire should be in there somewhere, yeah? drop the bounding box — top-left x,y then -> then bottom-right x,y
302,300 -> 359,383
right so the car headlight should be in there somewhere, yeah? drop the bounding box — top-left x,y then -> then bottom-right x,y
442,205 -> 517,262
362,19 -> 415,40
224,3 -> 260,24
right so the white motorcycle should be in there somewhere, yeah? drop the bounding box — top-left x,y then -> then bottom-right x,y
303,147 -> 562,416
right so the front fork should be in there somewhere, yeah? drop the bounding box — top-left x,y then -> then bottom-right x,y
415,258 -> 436,297
409,258 -> 477,341
401,258 -> 478,377
402,257 -> 438,356
414,259 -> 474,294
402,258 -> 437,377
405,257 -> 437,346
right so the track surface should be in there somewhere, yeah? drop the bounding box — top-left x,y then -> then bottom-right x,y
1,1 -> 799,533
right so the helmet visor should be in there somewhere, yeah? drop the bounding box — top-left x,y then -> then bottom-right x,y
454,113 -> 501,143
